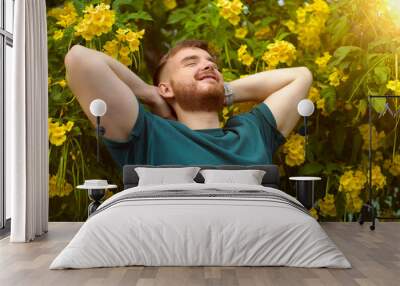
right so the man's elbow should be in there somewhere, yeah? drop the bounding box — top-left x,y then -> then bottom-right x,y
298,66 -> 313,85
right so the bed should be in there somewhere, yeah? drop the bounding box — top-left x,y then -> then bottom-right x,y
49,164 -> 351,269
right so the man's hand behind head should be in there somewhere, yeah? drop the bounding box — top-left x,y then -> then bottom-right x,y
147,85 -> 177,120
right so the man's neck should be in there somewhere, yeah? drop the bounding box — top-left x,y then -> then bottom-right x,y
175,109 -> 221,130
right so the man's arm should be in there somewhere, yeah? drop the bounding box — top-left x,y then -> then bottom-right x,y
229,67 -> 313,138
64,45 -> 174,142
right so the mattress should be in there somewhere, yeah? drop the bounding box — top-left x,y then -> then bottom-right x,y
49,183 -> 351,269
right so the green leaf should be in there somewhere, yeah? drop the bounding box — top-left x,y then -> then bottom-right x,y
373,66 -> 389,85
325,163 -> 341,174
120,11 -> 153,22
320,86 -> 336,112
298,162 -> 324,176
350,133 -> 362,164
371,97 -> 386,113
112,0 -> 144,13
333,126 -> 346,157
329,46 -> 362,67
168,9 -> 192,25
330,16 -> 349,45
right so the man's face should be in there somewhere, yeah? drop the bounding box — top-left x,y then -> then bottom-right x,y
162,47 -> 225,112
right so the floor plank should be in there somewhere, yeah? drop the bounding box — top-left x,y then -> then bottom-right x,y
0,222 -> 399,286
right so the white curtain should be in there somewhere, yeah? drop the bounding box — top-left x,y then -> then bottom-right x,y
7,0 -> 49,242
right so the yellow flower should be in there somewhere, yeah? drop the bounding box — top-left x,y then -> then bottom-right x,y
53,30 -> 64,41
103,39 -> 119,58
283,20 -> 296,33
309,208 -> 319,220
48,118 -> 75,146
65,121 -> 74,132
58,79 -> 67,88
358,124 -> 385,151
339,169 -> 367,194
235,27 -> 248,39
282,133 -> 305,166
163,0 -> 177,10
116,28 -> 129,42
292,0 -> 330,51
49,175 -> 74,198
383,153 -> 400,176
319,194 -> 336,217
254,26 -> 271,39
74,3 -> 115,41
237,45 -> 254,67
345,193 -> 363,213
370,165 -> 386,190
48,2 -> 78,28
307,86 -> 320,102
262,40 -> 297,69
119,46 -> 130,57
120,55 -> 132,67
216,0 -> 243,26
328,67 -> 349,87
315,52 -> 332,70
387,80 -> 400,95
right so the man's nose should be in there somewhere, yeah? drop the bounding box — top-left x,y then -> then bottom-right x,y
202,62 -> 215,71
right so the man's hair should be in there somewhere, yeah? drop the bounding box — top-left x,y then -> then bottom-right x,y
152,39 -> 218,86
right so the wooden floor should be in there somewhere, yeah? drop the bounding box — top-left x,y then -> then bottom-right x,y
0,222 -> 399,286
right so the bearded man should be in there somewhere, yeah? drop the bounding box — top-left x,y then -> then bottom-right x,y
64,40 -> 313,169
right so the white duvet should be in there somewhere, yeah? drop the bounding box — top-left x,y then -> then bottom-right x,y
50,183 -> 351,269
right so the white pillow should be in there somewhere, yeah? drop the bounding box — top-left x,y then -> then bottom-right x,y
135,167 -> 201,186
200,169 -> 266,185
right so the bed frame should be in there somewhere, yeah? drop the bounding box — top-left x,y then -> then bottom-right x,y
123,164 -> 280,189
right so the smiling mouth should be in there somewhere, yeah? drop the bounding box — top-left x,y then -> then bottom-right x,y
198,75 -> 218,81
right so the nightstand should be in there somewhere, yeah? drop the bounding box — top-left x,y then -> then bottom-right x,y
289,176 -> 321,209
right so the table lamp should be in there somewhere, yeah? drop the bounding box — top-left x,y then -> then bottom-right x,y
89,99 -> 107,162
297,99 -> 315,161
76,99 -> 117,217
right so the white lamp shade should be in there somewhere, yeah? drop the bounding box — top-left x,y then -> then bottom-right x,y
89,99 -> 107,117
297,99 -> 315,117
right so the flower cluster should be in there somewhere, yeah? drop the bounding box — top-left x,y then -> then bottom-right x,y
309,208 -> 319,220
216,0 -> 243,26
48,2 -> 78,28
370,165 -> 386,190
338,169 -> 367,213
262,40 -> 297,69
387,80 -> 400,95
318,194 -> 336,217
74,3 -> 115,41
358,124 -> 385,151
307,86 -> 328,116
293,0 -> 331,51
282,133 -> 305,166
383,153 -> 400,176
328,67 -> 349,87
235,27 -> 248,39
48,118 -> 74,146
237,45 -> 254,66
49,175 -> 74,198
315,51 -> 332,71
254,26 -> 271,40
163,0 -> 177,10
103,28 -> 145,67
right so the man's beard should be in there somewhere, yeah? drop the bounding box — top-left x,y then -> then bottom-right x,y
170,79 -> 225,112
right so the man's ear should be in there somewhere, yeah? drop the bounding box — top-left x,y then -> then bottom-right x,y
158,82 -> 174,100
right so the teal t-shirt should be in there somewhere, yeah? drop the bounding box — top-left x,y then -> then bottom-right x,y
102,100 -> 286,171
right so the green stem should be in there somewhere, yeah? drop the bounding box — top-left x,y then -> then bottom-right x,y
224,41 -> 232,69
347,55 -> 390,102
359,6 -> 378,38
393,116 -> 399,160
